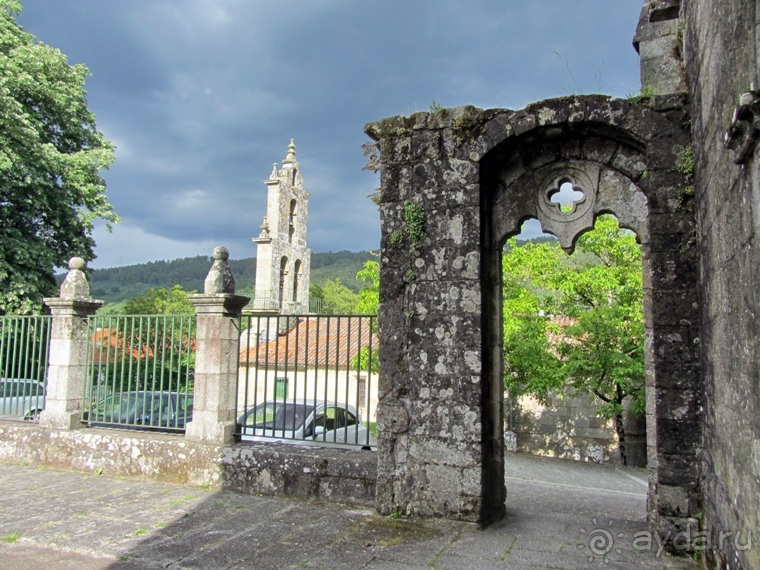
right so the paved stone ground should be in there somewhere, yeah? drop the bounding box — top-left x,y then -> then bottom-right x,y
0,454 -> 700,569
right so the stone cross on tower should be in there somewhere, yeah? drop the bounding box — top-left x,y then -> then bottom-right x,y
252,139 -> 312,313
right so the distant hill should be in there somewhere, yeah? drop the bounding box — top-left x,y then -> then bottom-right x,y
73,251 -> 375,305
67,238 -> 558,306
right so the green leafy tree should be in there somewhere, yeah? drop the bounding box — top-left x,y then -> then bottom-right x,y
503,215 -> 644,465
319,278 -> 360,315
94,286 -> 196,396
353,260 -> 379,373
502,240 -> 565,404
355,260 -> 379,315
122,285 -> 195,315
0,0 -> 117,315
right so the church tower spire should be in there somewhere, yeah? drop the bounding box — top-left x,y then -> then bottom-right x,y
252,140 -> 311,313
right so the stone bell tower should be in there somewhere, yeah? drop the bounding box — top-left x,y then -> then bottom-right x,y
252,140 -> 311,313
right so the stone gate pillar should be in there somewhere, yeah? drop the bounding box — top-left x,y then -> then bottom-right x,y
367,108 -> 506,523
186,247 -> 249,444
41,257 -> 103,431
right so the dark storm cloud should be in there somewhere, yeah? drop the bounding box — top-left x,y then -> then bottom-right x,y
17,1 -> 643,267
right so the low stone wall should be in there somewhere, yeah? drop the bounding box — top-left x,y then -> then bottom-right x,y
0,421 -> 377,507
223,444 -> 376,505
507,393 -> 647,467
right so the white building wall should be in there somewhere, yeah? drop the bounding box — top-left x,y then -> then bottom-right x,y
237,366 -> 379,424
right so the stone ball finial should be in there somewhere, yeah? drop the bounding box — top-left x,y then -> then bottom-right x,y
69,257 -> 86,271
60,257 -> 90,299
204,246 -> 236,295
213,246 -> 229,261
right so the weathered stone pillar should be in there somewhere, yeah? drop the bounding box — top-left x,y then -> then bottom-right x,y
633,0 -> 686,96
186,247 -> 249,444
367,107 -> 506,524
40,257 -> 103,430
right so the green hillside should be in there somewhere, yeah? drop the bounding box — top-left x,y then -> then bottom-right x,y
67,238 -> 559,308
75,251 -> 375,306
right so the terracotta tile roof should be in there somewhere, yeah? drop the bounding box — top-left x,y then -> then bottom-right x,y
89,328 -> 152,362
239,316 -> 377,368
89,327 -> 195,363
545,315 -> 584,355
547,315 -> 578,345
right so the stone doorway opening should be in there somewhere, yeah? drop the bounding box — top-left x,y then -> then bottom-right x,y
502,215 -> 648,468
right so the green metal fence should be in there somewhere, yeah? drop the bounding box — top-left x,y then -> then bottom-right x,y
237,314 -> 377,449
83,315 -> 196,432
0,315 -> 52,420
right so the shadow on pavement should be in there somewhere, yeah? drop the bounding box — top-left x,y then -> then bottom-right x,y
0,455 -> 698,569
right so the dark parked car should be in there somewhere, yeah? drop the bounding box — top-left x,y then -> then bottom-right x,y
88,391 -> 193,432
237,399 -> 371,449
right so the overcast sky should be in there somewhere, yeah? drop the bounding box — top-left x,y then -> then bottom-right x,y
17,1 -> 644,268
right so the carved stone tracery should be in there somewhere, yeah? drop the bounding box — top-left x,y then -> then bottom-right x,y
535,163 -> 599,252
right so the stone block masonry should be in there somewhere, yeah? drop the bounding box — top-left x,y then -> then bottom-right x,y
0,422 -> 376,507
684,0 -> 760,568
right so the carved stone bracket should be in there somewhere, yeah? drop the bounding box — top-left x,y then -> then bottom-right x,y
725,90 -> 760,165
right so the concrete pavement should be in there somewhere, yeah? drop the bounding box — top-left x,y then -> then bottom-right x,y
0,454 -> 700,569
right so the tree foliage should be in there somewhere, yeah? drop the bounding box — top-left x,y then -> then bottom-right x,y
94,285 -> 196,394
0,0 -> 117,314
352,260 -> 380,373
355,259 -> 379,315
319,278 -> 360,315
502,239 -> 565,404
121,285 -> 195,315
503,215 -> 645,464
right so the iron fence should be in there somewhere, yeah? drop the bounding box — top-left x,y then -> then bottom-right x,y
0,315 -> 51,420
82,315 -> 196,432
237,314 -> 378,449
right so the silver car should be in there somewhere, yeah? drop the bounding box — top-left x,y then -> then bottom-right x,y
0,378 -> 46,420
238,399 -> 372,449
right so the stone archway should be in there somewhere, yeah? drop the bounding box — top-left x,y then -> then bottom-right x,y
367,95 -> 701,536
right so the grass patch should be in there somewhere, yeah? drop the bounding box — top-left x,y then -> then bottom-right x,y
168,494 -> 196,506
132,528 -> 148,537
356,516 -> 442,549
2,532 -> 20,544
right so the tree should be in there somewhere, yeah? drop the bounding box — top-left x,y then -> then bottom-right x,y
353,260 -> 379,373
92,286 -> 196,397
0,0 -> 117,315
355,259 -> 379,315
502,215 -> 645,465
319,278 -> 360,315
122,285 -> 195,315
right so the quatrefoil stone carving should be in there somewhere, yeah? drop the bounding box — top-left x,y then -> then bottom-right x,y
535,163 -> 600,252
